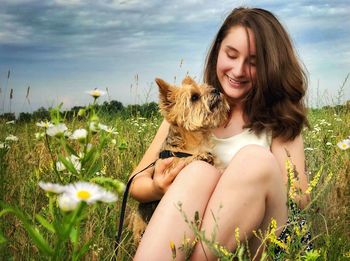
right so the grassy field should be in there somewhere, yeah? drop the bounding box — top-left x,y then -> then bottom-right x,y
0,102 -> 349,260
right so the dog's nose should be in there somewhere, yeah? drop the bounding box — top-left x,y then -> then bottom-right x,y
212,88 -> 220,96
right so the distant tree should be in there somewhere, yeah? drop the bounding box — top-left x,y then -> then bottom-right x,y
0,113 -> 15,121
140,102 -> 159,117
109,100 -> 124,113
18,112 -> 32,122
32,107 -> 50,120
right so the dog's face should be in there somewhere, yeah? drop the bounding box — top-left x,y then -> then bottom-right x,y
155,76 -> 230,131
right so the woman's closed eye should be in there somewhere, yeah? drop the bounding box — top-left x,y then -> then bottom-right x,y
226,52 -> 237,59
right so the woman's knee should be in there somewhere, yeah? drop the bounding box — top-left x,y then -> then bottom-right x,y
173,160 -> 220,191
226,145 -> 281,183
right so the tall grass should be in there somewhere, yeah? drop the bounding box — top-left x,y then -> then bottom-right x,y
0,102 -> 349,260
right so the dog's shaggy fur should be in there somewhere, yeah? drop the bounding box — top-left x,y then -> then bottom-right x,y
130,76 -> 230,243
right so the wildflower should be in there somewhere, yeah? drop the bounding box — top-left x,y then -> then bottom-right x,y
235,227 -> 240,245
337,139 -> 350,150
5,134 -> 18,142
39,181 -> 117,211
56,161 -> 66,171
0,142 -> 9,149
70,128 -> 88,141
89,121 -> 99,133
286,159 -> 297,200
38,181 -> 66,194
170,241 -> 176,259
64,130 -> 72,138
98,123 -> 117,134
87,88 -> 106,99
5,120 -> 15,124
304,147 -> 314,151
306,166 -> 323,194
58,193 -> 79,211
36,121 -> 53,128
56,154 -> 81,173
46,123 -> 68,137
64,181 -> 117,204
70,155 -> 81,172
325,142 -> 332,146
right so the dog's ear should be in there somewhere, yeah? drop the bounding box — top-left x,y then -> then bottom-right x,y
155,78 -> 175,113
181,75 -> 197,86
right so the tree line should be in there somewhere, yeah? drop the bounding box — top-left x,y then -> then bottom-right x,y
0,100 -> 160,122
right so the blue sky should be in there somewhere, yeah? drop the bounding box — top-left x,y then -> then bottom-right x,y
0,0 -> 349,115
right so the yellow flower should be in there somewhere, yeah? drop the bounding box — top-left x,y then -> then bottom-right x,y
306,166 -> 323,194
169,240 -> 176,259
235,227 -> 240,245
286,159 -> 297,200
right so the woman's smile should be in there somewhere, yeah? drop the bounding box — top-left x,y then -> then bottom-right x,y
225,74 -> 250,89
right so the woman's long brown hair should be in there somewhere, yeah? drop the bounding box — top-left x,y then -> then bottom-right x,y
204,7 -> 309,141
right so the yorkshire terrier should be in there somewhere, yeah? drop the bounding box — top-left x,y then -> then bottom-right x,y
130,75 -> 230,243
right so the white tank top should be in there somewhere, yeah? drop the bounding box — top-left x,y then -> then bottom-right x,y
211,129 -> 272,168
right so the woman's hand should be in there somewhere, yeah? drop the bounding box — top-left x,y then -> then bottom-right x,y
152,157 -> 186,196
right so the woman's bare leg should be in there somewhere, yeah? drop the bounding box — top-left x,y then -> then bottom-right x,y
134,161 -> 221,260
191,145 -> 288,260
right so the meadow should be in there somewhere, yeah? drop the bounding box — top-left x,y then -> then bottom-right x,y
0,94 -> 349,260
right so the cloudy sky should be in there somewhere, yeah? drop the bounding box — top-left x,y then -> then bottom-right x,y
0,0 -> 349,115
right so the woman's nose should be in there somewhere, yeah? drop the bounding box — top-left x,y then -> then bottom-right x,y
232,59 -> 245,77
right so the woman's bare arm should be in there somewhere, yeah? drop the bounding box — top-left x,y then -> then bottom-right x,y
271,134 -> 310,209
129,120 -> 186,203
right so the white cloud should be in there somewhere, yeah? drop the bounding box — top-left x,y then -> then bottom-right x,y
54,0 -> 82,5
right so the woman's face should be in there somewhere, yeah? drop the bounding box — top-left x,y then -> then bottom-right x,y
216,25 -> 257,103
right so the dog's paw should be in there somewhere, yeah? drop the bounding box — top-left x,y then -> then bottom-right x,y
193,152 -> 215,165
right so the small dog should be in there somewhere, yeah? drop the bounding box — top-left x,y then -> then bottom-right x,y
130,75 -> 230,243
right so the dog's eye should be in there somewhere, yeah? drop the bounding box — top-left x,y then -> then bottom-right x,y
191,93 -> 200,102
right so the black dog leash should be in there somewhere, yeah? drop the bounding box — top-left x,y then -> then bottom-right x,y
114,150 -> 192,259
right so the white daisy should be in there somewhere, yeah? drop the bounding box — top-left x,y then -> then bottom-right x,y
337,139 -> 350,150
89,121 -> 99,133
0,142 -> 9,149
57,193 -> 79,212
38,181 -> 66,194
56,161 -> 66,171
87,89 -> 106,99
64,181 -> 117,204
46,123 -> 68,137
5,134 -> 19,142
70,128 -> 88,141
98,123 -> 117,134
70,155 -> 81,172
56,154 -> 81,172
36,121 -> 54,128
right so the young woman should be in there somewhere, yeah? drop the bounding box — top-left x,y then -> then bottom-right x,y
130,7 -> 310,260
